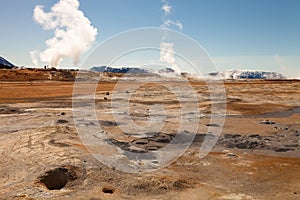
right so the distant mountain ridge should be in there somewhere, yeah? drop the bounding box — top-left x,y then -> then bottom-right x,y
0,56 -> 15,69
90,66 -> 180,76
208,70 -> 286,80
90,66 -> 150,74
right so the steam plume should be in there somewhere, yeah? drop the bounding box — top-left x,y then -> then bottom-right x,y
160,42 -> 181,73
162,19 -> 183,30
161,0 -> 171,15
29,51 -> 39,67
160,0 -> 182,74
32,0 -> 98,67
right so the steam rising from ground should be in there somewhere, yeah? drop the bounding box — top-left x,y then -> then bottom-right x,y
160,0 -> 183,74
160,41 -> 181,74
31,0 -> 98,67
29,51 -> 39,67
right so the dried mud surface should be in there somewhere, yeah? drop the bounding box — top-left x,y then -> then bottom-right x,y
0,72 -> 300,200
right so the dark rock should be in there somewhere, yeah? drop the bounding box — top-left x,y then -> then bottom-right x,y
206,124 -> 220,127
260,120 -> 275,125
132,139 -> 149,145
102,187 -> 114,194
48,139 -> 70,147
151,134 -> 172,143
274,148 -> 291,152
248,134 -> 260,138
98,120 -> 117,127
236,142 -> 248,149
224,134 -> 241,139
225,153 -> 238,158
107,138 -> 130,151
248,141 -> 259,149
57,119 -> 68,124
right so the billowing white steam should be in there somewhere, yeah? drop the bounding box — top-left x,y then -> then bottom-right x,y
29,51 -> 39,67
160,42 -> 181,73
160,0 -> 182,74
31,0 -> 98,67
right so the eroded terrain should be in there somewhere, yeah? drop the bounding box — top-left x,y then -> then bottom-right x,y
0,70 -> 300,199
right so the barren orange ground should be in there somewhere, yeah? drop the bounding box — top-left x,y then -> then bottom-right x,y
0,69 -> 300,199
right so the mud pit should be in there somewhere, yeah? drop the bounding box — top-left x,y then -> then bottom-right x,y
0,76 -> 300,199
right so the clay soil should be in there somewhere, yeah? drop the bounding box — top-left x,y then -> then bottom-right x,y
0,69 -> 300,200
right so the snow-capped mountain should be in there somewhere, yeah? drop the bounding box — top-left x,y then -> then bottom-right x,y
208,70 -> 286,80
0,56 -> 15,69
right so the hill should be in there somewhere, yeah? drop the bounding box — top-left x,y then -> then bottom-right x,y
208,70 -> 286,80
0,56 -> 15,69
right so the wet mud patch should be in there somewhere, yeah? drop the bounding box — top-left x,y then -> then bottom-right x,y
218,133 -> 300,153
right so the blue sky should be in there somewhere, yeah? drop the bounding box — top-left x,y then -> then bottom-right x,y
0,0 -> 299,77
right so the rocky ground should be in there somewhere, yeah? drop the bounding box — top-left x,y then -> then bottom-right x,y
0,70 -> 300,199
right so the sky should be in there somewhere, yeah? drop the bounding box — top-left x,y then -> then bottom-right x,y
0,0 -> 300,77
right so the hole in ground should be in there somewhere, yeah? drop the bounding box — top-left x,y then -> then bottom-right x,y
40,167 -> 77,190
102,187 -> 114,194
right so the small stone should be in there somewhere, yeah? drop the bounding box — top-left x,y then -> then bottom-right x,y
260,120 -> 275,125
248,141 -> 259,149
56,119 -> 68,124
206,124 -> 220,127
274,148 -> 291,152
225,153 -> 238,158
236,143 -> 248,149
132,139 -> 149,145
248,134 -> 260,138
